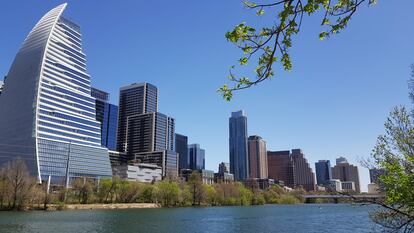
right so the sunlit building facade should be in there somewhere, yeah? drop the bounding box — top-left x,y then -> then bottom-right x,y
0,4 -> 112,183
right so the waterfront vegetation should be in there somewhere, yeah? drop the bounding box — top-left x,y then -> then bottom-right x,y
0,160 -> 311,210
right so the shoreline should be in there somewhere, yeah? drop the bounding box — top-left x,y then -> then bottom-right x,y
29,203 -> 161,211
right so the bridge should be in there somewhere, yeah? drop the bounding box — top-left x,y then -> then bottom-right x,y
302,194 -> 385,203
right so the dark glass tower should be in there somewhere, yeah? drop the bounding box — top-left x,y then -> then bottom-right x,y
117,83 -> 158,152
175,133 -> 189,170
91,87 -> 118,150
315,160 -> 332,186
229,110 -> 249,180
188,144 -> 205,170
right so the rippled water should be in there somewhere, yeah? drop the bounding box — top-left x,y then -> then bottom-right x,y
0,204 -> 383,233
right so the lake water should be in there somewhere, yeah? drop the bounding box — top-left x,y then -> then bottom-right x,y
0,204 -> 383,233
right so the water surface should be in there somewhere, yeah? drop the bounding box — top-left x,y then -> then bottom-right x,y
0,204 -> 382,233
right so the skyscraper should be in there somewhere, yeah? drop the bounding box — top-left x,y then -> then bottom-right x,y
117,83 -> 158,152
336,157 -> 348,164
175,133 -> 189,170
315,160 -> 332,186
91,87 -> 118,150
0,4 -> 112,183
291,149 -> 315,191
332,158 -> 361,193
188,144 -> 205,170
126,112 -> 175,155
267,150 -> 296,188
229,110 -> 249,181
248,135 -> 268,179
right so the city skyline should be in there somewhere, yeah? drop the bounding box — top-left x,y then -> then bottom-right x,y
1,1 -> 413,191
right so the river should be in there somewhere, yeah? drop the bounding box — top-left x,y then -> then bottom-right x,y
0,204 -> 382,233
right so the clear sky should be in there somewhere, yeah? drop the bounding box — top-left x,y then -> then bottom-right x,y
1,1 -> 413,192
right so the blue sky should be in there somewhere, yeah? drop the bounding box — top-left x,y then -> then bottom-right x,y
1,1 -> 413,192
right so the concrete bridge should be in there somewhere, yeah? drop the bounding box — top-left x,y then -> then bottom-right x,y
302,194 -> 385,203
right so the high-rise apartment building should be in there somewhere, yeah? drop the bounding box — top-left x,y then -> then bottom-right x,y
117,83 -> 158,152
248,135 -> 268,179
188,144 -> 205,170
0,4 -> 112,183
126,112 -> 175,155
315,160 -> 332,186
91,87 -> 118,150
175,133 -> 189,170
229,110 -> 249,181
332,158 -> 361,193
291,149 -> 315,191
267,150 -> 296,188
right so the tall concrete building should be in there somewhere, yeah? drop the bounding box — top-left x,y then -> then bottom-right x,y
267,150 -> 296,188
332,158 -> 361,193
91,87 -> 118,150
291,149 -> 315,191
336,156 -> 348,164
188,144 -> 205,170
0,4 -> 112,183
315,160 -> 332,186
116,83 -> 158,152
175,133 -> 189,170
248,135 -> 268,179
117,82 -> 177,177
229,110 -> 249,181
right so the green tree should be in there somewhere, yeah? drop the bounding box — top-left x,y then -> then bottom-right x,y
369,68 -> 414,231
187,171 -> 206,206
220,0 -> 377,100
154,180 -> 180,207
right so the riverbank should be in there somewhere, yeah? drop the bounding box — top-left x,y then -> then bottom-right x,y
21,203 -> 161,211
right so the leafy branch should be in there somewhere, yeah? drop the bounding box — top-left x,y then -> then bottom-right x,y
220,0 -> 377,101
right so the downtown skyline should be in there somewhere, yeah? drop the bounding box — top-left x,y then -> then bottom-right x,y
1,1 -> 414,191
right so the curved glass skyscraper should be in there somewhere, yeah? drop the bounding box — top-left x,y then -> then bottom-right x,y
0,4 -> 112,183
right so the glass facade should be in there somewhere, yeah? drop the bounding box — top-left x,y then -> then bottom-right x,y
229,110 -> 249,181
188,144 -> 205,170
0,4 -> 112,182
315,160 -> 332,185
117,83 -> 158,152
91,87 -> 118,150
175,133 -> 189,170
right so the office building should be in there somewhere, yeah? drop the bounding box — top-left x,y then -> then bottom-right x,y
369,168 -> 385,184
291,149 -> 315,191
91,87 -> 118,150
214,172 -> 234,183
0,4 -> 112,183
341,181 -> 356,192
336,157 -> 348,164
328,179 -> 342,192
267,150 -> 296,188
112,163 -> 162,183
315,160 -> 332,186
117,83 -> 158,152
332,158 -> 361,193
229,110 -> 249,181
218,162 -> 230,174
175,133 -> 189,170
126,112 -> 175,155
188,144 -> 205,170
248,135 -> 268,179
134,150 -> 178,178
